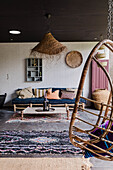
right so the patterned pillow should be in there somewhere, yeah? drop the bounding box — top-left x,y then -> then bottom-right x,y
35,88 -> 50,98
16,87 -> 35,99
66,88 -> 78,98
61,90 -> 75,99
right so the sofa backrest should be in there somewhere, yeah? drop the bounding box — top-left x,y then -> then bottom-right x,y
16,87 -> 83,98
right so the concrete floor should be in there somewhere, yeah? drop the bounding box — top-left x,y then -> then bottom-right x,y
0,107 -> 113,169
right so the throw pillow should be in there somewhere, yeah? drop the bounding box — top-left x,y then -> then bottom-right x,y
47,88 -> 52,94
66,88 -> 78,98
16,87 -> 34,99
34,88 -> 50,98
61,90 -> 75,99
47,89 -> 60,99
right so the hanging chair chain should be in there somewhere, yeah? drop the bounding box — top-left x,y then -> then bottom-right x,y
107,0 -> 113,39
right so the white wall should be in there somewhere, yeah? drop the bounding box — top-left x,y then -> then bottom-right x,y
0,42 -> 97,105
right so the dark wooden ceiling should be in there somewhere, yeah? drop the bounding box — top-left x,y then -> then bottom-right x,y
0,0 -> 108,42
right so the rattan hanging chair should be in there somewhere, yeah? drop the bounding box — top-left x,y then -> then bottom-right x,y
69,39 -> 113,161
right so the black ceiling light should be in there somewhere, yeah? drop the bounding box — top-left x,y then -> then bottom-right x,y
9,30 -> 21,35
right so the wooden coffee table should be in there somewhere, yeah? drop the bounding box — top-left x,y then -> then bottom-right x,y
21,106 -> 69,120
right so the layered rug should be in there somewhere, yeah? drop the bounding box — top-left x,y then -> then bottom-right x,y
6,112 -> 71,123
0,130 -> 88,156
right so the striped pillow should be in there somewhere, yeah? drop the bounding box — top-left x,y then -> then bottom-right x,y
35,88 -> 50,98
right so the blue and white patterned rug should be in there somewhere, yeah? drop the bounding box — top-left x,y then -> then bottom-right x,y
0,130 -> 87,156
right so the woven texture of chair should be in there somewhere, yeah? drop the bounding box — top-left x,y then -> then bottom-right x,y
69,39 -> 113,161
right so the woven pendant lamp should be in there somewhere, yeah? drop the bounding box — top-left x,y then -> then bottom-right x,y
31,32 -> 67,55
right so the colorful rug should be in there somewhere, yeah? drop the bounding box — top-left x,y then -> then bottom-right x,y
0,130 -> 88,156
6,112 -> 72,123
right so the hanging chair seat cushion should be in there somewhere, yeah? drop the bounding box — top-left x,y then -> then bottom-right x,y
92,89 -> 110,110
85,120 -> 113,158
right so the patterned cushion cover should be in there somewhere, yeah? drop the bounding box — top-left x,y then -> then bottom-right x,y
66,88 -> 78,98
61,90 -> 75,99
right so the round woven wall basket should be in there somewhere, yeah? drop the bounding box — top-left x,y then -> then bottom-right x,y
65,51 -> 83,68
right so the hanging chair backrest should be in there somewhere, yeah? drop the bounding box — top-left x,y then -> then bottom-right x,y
69,39 -> 113,161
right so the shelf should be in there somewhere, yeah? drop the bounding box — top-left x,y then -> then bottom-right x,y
26,58 -> 42,82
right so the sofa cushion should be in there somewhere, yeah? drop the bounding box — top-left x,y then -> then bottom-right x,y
48,98 -> 86,104
16,87 -> 35,99
12,96 -> 86,105
12,97 -> 44,104
52,88 -> 79,98
79,97 -> 86,104
52,88 -> 66,97
66,88 -> 78,98
47,89 -> 60,99
61,90 -> 75,99
48,98 -> 74,104
34,88 -> 50,97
